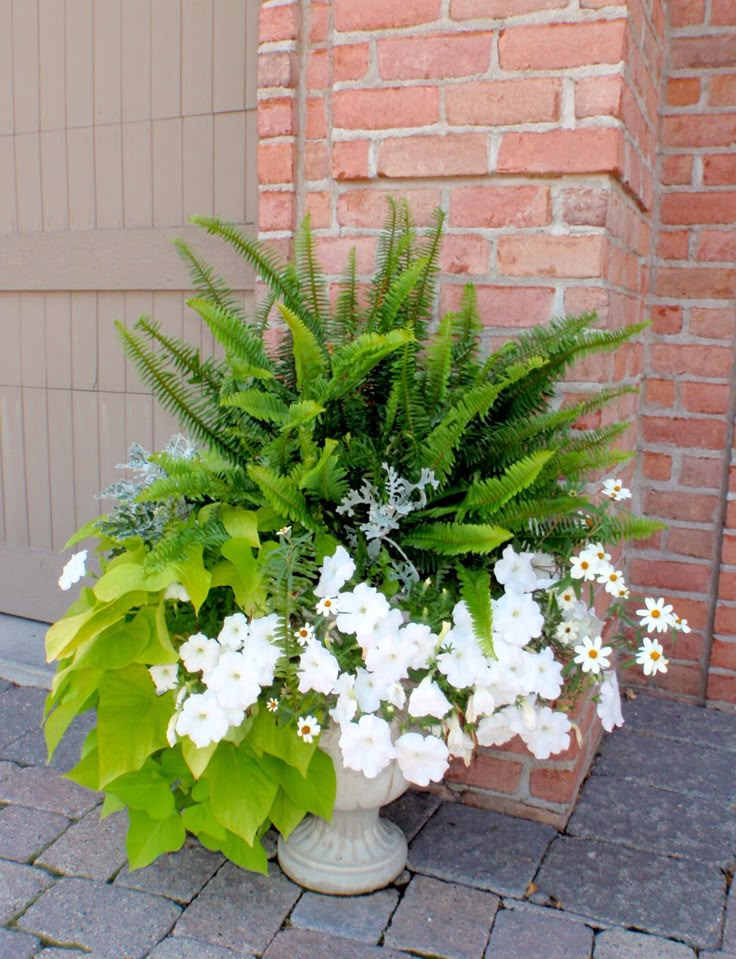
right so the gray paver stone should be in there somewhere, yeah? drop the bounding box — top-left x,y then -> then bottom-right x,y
409,801 -> 556,897
174,862 -> 300,954
148,936 -> 249,958
593,732 -> 734,803
4,710 -> 95,773
622,695 -> 736,751
0,679 -> 10,693
384,788 -> 441,841
384,874 -> 499,959
0,803 -> 70,862
532,836 -> 725,949
291,887 -> 399,944
0,765 -> 98,818
36,807 -> 128,880
569,774 -> 736,867
0,859 -> 54,924
115,837 -> 224,902
35,952 -> 90,958
0,686 -> 47,750
0,927 -> 41,958
486,906 -> 594,959
263,927 -> 410,959
593,927 -> 696,958
724,879 -> 736,953
0,759 -> 17,780
16,875 -> 180,959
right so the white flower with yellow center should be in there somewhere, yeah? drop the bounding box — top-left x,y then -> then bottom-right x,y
636,637 -> 669,676
294,624 -> 315,646
315,596 -> 337,617
674,614 -> 691,633
602,477 -> 632,501
636,597 -> 676,633
570,554 -> 597,582
573,634 -> 612,675
296,715 -> 320,744
598,567 -> 626,597
556,586 -> 577,611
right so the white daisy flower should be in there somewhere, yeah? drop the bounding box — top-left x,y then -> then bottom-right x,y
602,477 -> 632,501
296,715 -> 321,744
294,623 -> 315,646
315,596 -> 337,617
573,635 -> 612,675
636,637 -> 669,676
597,568 -> 626,597
570,553 -> 597,582
673,614 -> 691,633
266,697 -> 279,713
636,597 -> 676,633
556,586 -> 578,611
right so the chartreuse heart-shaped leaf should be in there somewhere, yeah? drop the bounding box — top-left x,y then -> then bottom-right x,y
248,709 -> 316,778
204,741 -> 278,846
127,808 -> 185,870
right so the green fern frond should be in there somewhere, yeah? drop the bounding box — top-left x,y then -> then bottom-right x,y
294,214 -> 329,336
457,566 -> 493,655
404,522 -> 512,556
186,298 -> 272,373
327,329 -> 414,402
247,465 -> 320,531
221,390 -> 290,425
423,314 -> 454,412
298,440 -> 349,503
332,248 -> 359,343
276,303 -> 328,399
460,450 -> 556,519
174,239 -> 244,318
144,518 -> 229,572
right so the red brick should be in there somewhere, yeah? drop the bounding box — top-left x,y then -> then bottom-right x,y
332,141 -> 370,181
259,2 -> 299,43
561,189 -> 609,227
304,141 -> 329,181
257,98 -> 296,139
304,191 -> 331,230
719,569 -> 736,601
712,0 -> 736,25
703,155 -> 736,186
656,230 -> 689,260
378,32 -> 492,80
440,284 -> 555,329
439,235 -> 490,275
670,35 -> 736,69
644,489 -> 720,525
258,141 -> 295,185
575,75 -> 622,118
681,454 -> 726,487
307,49 -> 330,90
529,766 -> 583,805
564,286 -> 609,317
334,44 -> 370,82
643,452 -> 672,481
710,74 -> 736,107
316,236 -> 377,275
334,87 -> 439,132
644,378 -> 676,408
641,415 -> 727,450
655,664 -> 703,698
258,51 -> 297,89
446,753 -> 524,793
337,188 -> 441,228
446,78 -> 560,125
668,0 -> 705,26
650,305 -> 683,334
499,20 -> 626,70
662,115 -> 736,148
666,77 -> 700,106
696,230 -> 736,263
334,0 -> 441,31
661,156 -> 693,185
629,557 -> 711,594
715,603 -> 736,634
259,191 -> 296,232
723,536 -> 736,567
450,185 -> 550,228
497,128 -> 623,175
309,2 -> 330,42
451,0 -> 566,15
497,235 -> 605,279
651,344 -> 733,378
655,267 -> 736,299
668,527 -> 719,560
691,307 -> 736,341
707,671 -> 736,704
305,97 -> 327,139
378,135 -> 487,178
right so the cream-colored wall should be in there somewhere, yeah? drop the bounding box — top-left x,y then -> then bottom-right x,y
0,0 -> 259,620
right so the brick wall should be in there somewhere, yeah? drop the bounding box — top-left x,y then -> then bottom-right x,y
629,2 -> 736,707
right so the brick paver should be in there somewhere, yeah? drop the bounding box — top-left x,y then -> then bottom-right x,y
0,926 -> 40,958
593,927 -> 697,957
486,906 -> 594,959
0,804 -> 69,863
0,764 -> 98,818
36,807 -> 128,881
0,860 -> 54,924
291,887 -> 399,943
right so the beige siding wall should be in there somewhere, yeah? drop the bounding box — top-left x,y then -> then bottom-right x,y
0,0 -> 259,620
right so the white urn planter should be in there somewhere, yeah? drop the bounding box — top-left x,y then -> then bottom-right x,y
277,725 -> 409,895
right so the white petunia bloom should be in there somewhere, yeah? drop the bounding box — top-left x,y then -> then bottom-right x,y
364,633 -> 412,686
354,667 -> 389,713
395,732 -> 449,786
519,705 -> 571,760
636,597 -> 676,634
296,715 -> 321,744
336,583 -> 391,636
573,635 -> 612,675
407,676 -> 452,720
179,633 -> 221,676
175,691 -> 230,748
58,550 -> 88,590
297,642 -> 340,695
636,637 -> 669,676
205,651 -> 261,711
315,546 -> 356,598
401,622 -> 440,670
356,607 -> 404,653
445,713 -> 474,766
218,613 -> 249,650
436,631 -> 487,690
339,715 -> 396,779
476,710 -> 516,747
602,477 -> 632,501
465,685 -> 496,723
494,544 -> 538,594
526,646 -> 564,700
330,673 -> 359,727
492,591 -> 545,645
149,663 -> 178,694
164,582 -> 191,603
597,670 -> 624,731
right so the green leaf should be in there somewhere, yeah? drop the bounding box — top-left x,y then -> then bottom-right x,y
44,668 -> 100,760
247,465 -> 319,532
249,709 -> 316,777
277,747 -> 336,821
201,827 -> 269,874
460,450 -> 555,518
205,741 -> 279,845
182,738 -> 218,779
46,591 -> 150,662
94,559 -> 177,603
126,808 -> 186,870
73,615 -> 151,671
182,800 -> 226,840
65,737 -> 101,791
404,523 -> 512,556
100,794 -> 126,819
96,667 -> 174,786
276,302 -> 327,397
219,539 -> 263,611
174,545 -> 212,613
221,508 -> 260,546
458,567 -> 493,657
269,789 -> 306,839
106,764 -> 176,819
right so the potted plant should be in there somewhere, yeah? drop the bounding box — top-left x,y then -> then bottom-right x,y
47,202 -> 685,893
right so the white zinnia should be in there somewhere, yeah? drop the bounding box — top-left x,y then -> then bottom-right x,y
175,691 -> 229,748
58,550 -> 88,590
395,732 -> 449,786
315,545 -> 356,598
407,676 -> 452,720
339,715 -> 396,779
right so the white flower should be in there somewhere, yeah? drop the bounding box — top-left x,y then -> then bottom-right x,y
205,651 -> 261,711
436,631 -> 487,689
315,545 -> 356,598
395,732 -> 449,786
526,647 -> 564,700
673,614 -> 691,633
408,676 -> 452,720
175,691 -> 229,748
570,553 -> 597,582
364,633 -> 412,686
555,619 -> 581,645
335,584 -> 390,636
520,706 -> 571,760
573,635 -> 612,675
401,622 -> 440,670
354,667 -> 388,713
465,685 -> 496,723
58,550 -> 88,590
583,542 -> 611,572
445,713 -> 474,766
339,715 -> 396,779
330,679 -> 358,726
296,715 -> 321,744
164,582 -> 190,603
597,670 -> 624,731
315,596 -> 337,617
597,567 -> 626,597
242,614 -> 282,685
492,592 -> 544,645
266,697 -> 279,713
294,623 -> 315,646
356,607 -> 404,653
494,545 -> 538,594
636,597 -> 676,633
530,551 -> 558,589
297,641 -> 340,695
179,633 -> 221,675
476,710 -> 516,747
602,477 -> 632,501
636,637 -> 669,676
149,663 -> 178,694
277,525 -> 292,537
555,586 -> 578,611
218,613 -> 249,650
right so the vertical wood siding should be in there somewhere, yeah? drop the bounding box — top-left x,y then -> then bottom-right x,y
0,0 -> 259,620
